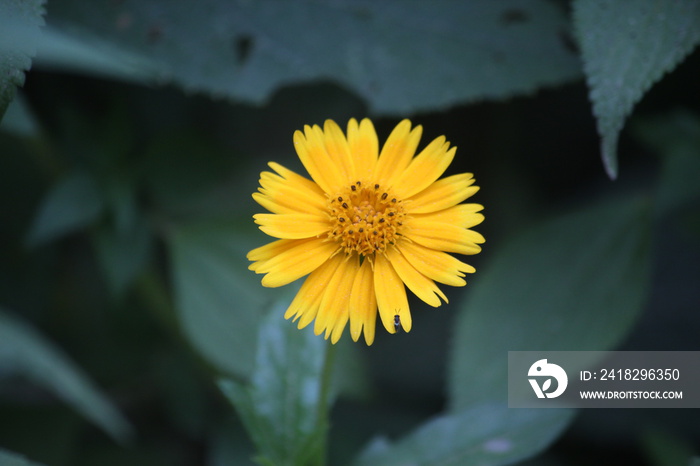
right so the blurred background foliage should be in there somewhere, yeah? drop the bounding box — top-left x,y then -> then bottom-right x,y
1,0 -> 699,465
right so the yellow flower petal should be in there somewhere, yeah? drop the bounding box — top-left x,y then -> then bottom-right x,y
373,120 -> 422,187
329,312 -> 349,344
349,258 -> 377,345
374,253 -> 409,334
407,173 -> 479,214
294,126 -> 345,193
386,246 -> 447,307
253,213 -> 329,239
398,241 -> 474,287
322,119 -> 355,182
392,137 -> 456,199
404,220 -> 484,255
268,162 -> 326,195
347,118 -> 378,181
254,163 -> 327,214
315,255 -> 356,342
247,238 -> 295,264
284,257 -> 342,327
413,204 -> 484,228
252,192 -> 295,215
251,238 -> 338,287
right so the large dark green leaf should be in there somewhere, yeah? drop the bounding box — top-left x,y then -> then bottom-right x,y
0,0 -> 45,121
640,427 -> 696,466
632,110 -> 700,214
44,0 -> 580,114
33,25 -> 156,83
168,221 -> 270,378
0,449 -> 45,466
26,171 -> 105,247
218,297 -> 331,466
208,418 -> 257,466
0,309 -> 132,443
573,0 -> 700,178
93,176 -> 153,296
0,92 -> 39,137
449,195 -> 652,409
93,214 -> 152,297
354,403 -> 574,466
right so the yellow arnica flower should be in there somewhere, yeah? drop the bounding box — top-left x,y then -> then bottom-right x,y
248,119 -> 484,345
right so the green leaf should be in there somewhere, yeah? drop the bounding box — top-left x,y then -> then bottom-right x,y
168,220 -> 269,378
573,0 -> 700,179
218,296 -> 331,466
142,131 -> 236,218
0,0 -> 45,121
0,92 -> 40,137
0,449 -> 45,466
640,427 -> 695,466
208,418 -> 257,466
93,214 -> 152,296
449,195 -> 652,409
0,309 -> 132,443
93,177 -> 153,296
26,171 -> 105,247
45,0 -> 580,114
631,110 -> 700,214
354,403 -> 575,466
34,25 -> 156,83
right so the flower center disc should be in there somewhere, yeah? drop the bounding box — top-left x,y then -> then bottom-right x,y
327,181 -> 405,257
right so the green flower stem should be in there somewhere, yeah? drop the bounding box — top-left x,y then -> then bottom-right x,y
315,341 -> 338,466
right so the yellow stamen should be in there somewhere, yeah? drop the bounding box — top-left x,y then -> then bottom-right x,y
327,181 -> 405,256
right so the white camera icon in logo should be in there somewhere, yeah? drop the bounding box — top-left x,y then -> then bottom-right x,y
528,359 -> 568,399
